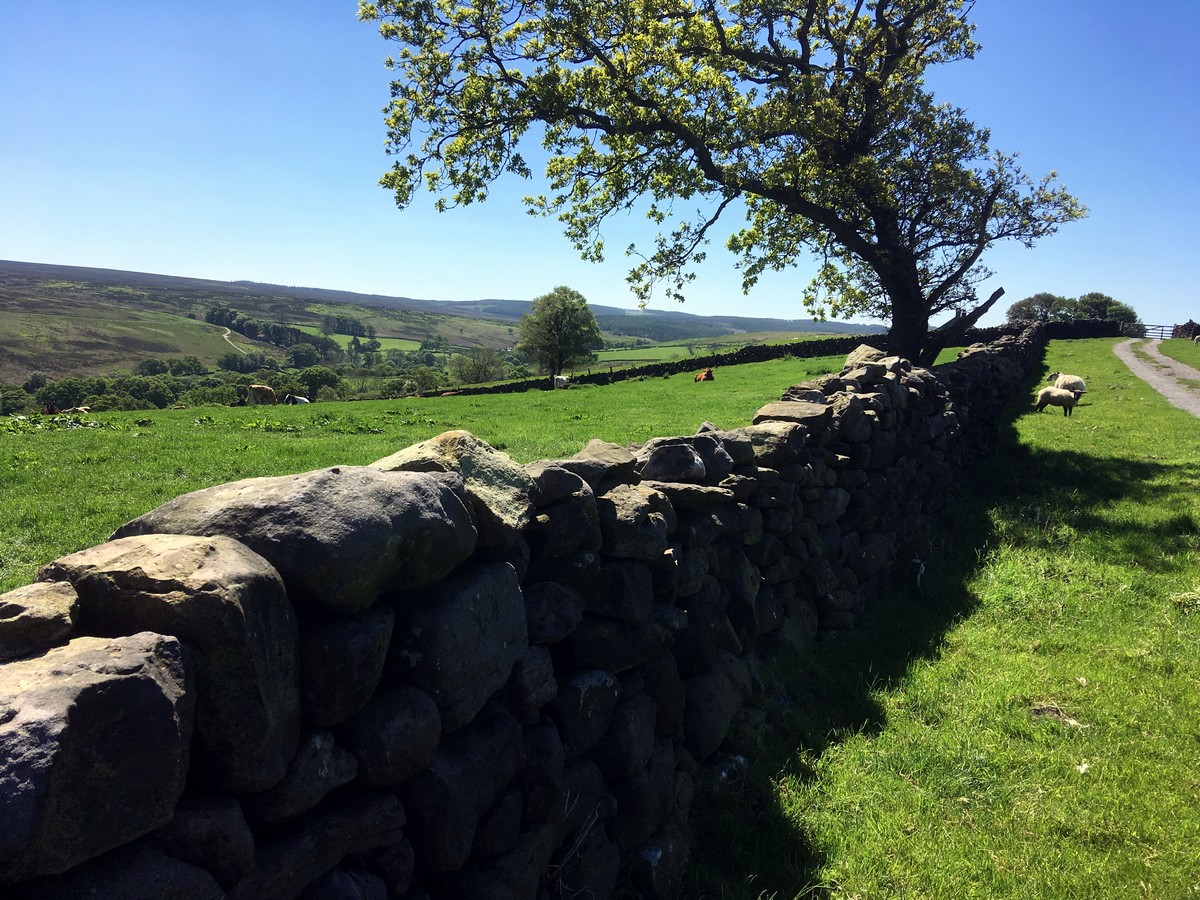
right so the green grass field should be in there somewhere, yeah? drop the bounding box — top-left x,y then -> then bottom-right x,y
288,323 -> 423,353
0,353 -> 840,593
685,337 -> 1200,898
1155,337 -> 1200,370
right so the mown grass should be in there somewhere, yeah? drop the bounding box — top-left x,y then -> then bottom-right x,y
0,354 -> 842,593
685,337 -> 1200,899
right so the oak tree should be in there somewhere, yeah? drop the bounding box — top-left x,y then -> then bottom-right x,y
518,286 -> 603,376
360,0 -> 1085,363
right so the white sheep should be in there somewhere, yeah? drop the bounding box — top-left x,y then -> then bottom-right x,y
1047,371 -> 1086,393
1035,387 -> 1084,417
1192,335 -> 1200,345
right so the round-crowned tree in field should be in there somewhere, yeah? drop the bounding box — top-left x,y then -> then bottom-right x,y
518,286 -> 603,376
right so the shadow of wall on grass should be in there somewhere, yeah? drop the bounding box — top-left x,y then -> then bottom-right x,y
678,351 -> 1199,899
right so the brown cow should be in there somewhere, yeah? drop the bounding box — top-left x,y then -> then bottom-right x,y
247,384 -> 277,405
694,367 -> 715,382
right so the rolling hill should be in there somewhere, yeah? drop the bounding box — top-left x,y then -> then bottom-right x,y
0,259 -> 884,383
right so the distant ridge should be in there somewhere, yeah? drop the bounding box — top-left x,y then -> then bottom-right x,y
0,259 -> 885,335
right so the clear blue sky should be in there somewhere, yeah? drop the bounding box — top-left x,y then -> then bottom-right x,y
2,1 -> 1196,327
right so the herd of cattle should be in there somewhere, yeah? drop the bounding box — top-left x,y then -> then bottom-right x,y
245,384 -> 309,405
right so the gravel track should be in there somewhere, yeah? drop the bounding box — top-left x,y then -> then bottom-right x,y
1112,338 -> 1200,418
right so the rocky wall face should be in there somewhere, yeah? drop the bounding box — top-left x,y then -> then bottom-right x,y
0,327 -> 1045,899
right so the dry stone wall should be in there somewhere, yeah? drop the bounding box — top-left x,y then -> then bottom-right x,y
0,325 -> 1047,899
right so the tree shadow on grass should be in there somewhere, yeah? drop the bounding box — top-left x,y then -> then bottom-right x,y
682,382 -> 1196,899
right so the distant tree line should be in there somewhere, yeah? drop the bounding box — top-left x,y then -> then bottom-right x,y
321,314 -> 377,339
205,306 -> 342,359
1005,292 -> 1143,331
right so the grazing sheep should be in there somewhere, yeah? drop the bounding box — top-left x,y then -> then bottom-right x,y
1051,372 -> 1089,393
1035,387 -> 1084,416
1047,372 -> 1086,393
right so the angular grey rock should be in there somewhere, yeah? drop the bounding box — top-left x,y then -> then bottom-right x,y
371,430 -> 535,550
244,730 -> 359,826
471,786 -> 523,859
228,791 -> 406,900
552,669 -> 621,756
524,487 -> 601,560
401,702 -> 525,872
548,818 -> 620,900
14,844 -> 226,900
506,645 -> 557,724
515,721 -> 565,823
0,633 -> 193,884
147,794 -> 256,884
0,580 -> 77,661
843,343 -> 888,368
297,606 -> 394,728
640,480 -> 735,512
608,738 -> 676,850
752,400 -> 833,431
40,533 -> 299,793
592,692 -> 657,781
741,420 -> 809,465
522,460 -> 589,506
111,466 -> 476,614
521,581 -> 584,645
298,867 -> 389,900
682,650 -> 753,760
430,825 -> 556,900
339,685 -> 441,787
552,757 -> 616,844
558,439 -> 639,490
596,484 -> 676,560
626,801 -> 693,900
568,615 -> 673,674
635,437 -> 707,483
386,562 -> 527,732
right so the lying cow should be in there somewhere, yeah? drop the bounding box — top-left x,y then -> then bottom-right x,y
694,367 -> 715,382
554,374 -> 571,388
282,393 -> 310,404
247,384 -> 277,405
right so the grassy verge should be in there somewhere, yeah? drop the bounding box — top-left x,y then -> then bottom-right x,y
685,337 -> 1200,898
1154,337 -> 1200,371
0,353 -> 843,593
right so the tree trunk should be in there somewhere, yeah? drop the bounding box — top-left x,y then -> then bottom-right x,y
918,287 -> 1006,366
886,305 -> 931,364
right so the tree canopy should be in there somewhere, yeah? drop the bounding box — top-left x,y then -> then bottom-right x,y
518,286 -> 603,376
360,0 -> 1085,363
1006,291 -> 1142,329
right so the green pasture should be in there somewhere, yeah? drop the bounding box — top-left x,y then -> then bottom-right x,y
1155,336 -> 1200,370
289,323 -> 422,353
686,337 -> 1200,898
592,331 -> 852,369
0,307 -> 268,381
0,353 -> 840,593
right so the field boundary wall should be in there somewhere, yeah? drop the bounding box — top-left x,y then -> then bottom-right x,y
3,323 -> 1065,898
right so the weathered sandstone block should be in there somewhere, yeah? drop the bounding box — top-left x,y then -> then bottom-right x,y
40,533 -> 299,792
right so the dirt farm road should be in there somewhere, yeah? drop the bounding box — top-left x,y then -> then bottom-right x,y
1113,339 -> 1200,418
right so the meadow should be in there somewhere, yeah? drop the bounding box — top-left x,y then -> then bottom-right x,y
3,338 -> 1197,899
0,353 -> 840,593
